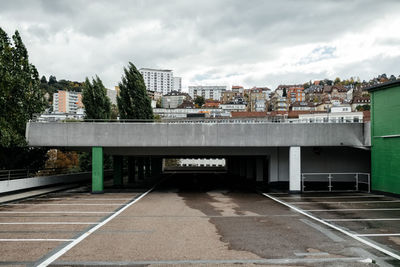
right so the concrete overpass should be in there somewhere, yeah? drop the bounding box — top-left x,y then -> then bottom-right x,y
26,121 -> 371,193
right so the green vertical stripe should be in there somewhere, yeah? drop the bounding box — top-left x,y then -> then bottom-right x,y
92,147 -> 104,193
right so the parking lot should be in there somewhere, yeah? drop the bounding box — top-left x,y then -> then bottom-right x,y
0,186 -> 139,266
0,176 -> 399,266
265,192 -> 400,266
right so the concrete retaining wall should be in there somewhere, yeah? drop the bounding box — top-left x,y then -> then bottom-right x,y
0,170 -> 112,194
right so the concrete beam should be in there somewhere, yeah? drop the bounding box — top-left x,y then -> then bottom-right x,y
27,122 -> 369,149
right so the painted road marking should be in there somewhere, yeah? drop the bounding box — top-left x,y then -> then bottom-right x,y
0,239 -> 74,242
263,193 -> 400,261
36,187 -> 155,267
0,211 -> 113,214
31,198 -> 132,201
0,222 -> 99,225
3,203 -> 125,206
356,233 -> 400,237
51,257 -> 374,265
326,218 -> 400,222
306,208 -> 400,212
280,195 -> 385,199
292,200 -> 400,204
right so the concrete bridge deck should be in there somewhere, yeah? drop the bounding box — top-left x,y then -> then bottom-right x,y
26,122 -> 370,153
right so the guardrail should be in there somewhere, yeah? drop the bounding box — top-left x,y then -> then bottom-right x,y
301,172 -> 370,193
0,168 -> 79,181
30,117 -> 365,124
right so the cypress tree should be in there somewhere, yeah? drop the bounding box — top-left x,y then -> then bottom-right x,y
117,62 -> 153,120
0,28 -> 46,169
0,28 -> 45,147
82,76 -> 111,120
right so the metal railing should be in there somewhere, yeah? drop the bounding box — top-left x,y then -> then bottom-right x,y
0,168 -> 80,181
30,117 -> 365,124
301,172 -> 370,193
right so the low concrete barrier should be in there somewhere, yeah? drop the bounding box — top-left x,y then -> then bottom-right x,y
0,171 -> 112,194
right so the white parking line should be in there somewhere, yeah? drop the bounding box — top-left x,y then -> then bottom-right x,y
0,239 -> 74,242
356,234 -> 400,237
37,186 -> 155,267
0,222 -> 99,225
0,211 -> 113,214
292,200 -> 400,204
32,198 -> 132,201
263,193 -> 400,261
306,208 -> 400,212
280,195 -> 385,200
3,203 -> 124,206
325,218 -> 400,222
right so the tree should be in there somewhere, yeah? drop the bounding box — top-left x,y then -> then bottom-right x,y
48,75 -> 57,85
282,88 -> 287,97
117,62 -> 153,120
40,75 -> 47,84
0,28 -> 46,169
334,77 -> 341,85
82,76 -> 111,120
194,96 -> 205,107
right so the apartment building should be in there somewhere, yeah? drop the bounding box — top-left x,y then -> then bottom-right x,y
139,68 -> 173,95
188,85 -> 227,101
173,77 -> 182,92
53,90 -> 83,114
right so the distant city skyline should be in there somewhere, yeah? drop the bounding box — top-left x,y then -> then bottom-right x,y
1,0 -> 400,91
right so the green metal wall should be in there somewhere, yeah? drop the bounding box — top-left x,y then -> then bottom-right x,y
371,85 -> 400,194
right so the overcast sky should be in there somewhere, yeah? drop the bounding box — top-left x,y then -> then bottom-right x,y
1,0 -> 400,91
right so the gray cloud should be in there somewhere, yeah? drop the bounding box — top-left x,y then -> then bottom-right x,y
1,0 -> 399,89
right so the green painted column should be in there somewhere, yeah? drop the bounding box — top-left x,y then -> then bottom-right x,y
113,155 -> 123,187
92,147 -> 104,193
138,158 -> 144,180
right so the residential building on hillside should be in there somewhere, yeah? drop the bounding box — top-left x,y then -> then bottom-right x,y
298,111 -> 364,123
271,95 -> 288,112
246,87 -> 270,112
331,84 -> 347,99
290,101 -> 316,111
331,104 -> 352,113
161,91 -> 191,109
139,68 -> 173,95
173,77 -> 182,92
219,103 -> 247,112
288,87 -> 305,103
351,96 -> 370,111
53,90 -> 83,114
221,86 -> 245,104
188,85 -> 227,101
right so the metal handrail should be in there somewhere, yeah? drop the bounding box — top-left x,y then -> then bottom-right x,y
0,168 -> 80,181
30,118 -> 365,124
301,172 -> 370,193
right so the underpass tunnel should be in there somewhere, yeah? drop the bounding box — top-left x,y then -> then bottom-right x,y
91,146 -> 370,194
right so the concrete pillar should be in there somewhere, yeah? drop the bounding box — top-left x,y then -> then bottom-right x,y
256,158 -> 264,182
128,156 -> 136,183
269,148 -> 278,182
289,146 -> 301,193
92,147 -> 104,193
246,158 -> 254,179
138,158 -> 144,180
145,157 -> 151,177
113,155 -> 123,187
